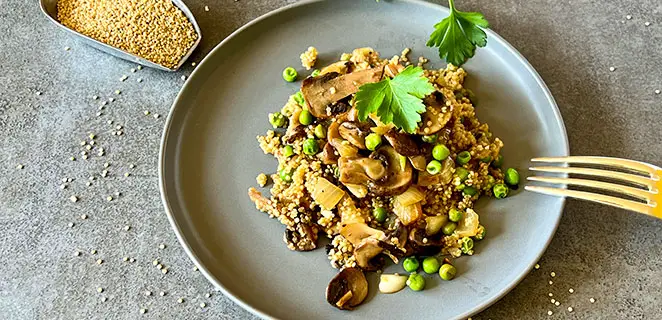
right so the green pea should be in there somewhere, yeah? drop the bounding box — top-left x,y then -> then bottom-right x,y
448,208 -> 463,222
456,151 -> 471,165
333,166 -> 340,178
303,139 -> 320,155
442,222 -> 456,235
365,133 -> 382,151
421,134 -> 438,144
314,124 -> 326,139
504,168 -> 520,186
402,257 -> 419,272
282,67 -> 297,82
282,145 -> 294,158
461,237 -> 474,255
474,225 -> 486,241
292,91 -> 305,106
279,169 -> 292,183
373,207 -> 387,223
299,109 -> 314,125
311,69 -> 321,77
439,263 -> 457,281
432,144 -> 450,161
493,183 -> 509,199
456,183 -> 466,191
268,112 -> 287,128
480,156 -> 492,163
407,273 -> 425,291
426,160 -> 442,175
422,257 -> 441,274
463,186 -> 478,197
455,167 -> 469,182
492,154 -> 504,168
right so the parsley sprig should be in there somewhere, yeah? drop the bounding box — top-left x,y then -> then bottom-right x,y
355,66 -> 435,134
427,0 -> 489,66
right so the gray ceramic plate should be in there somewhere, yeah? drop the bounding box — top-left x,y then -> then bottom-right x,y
159,0 -> 569,319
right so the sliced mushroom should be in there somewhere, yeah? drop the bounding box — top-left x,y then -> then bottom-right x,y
417,94 -> 451,135
339,222 -> 386,246
338,157 -> 387,184
284,223 -> 319,251
406,226 -> 444,256
301,66 -> 384,119
385,221 -> 409,250
283,109 -> 306,143
320,142 -> 339,165
326,267 -> 368,310
338,122 -> 371,149
320,61 -> 349,75
383,130 -> 421,156
328,121 -> 359,158
368,146 -> 414,196
330,138 -> 359,158
354,238 -> 385,271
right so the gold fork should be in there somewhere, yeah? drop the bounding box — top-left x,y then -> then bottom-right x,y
525,156 -> 662,219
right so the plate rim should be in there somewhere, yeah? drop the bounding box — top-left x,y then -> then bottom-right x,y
158,0 -> 570,319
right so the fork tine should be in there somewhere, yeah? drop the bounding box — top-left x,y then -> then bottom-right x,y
531,156 -> 660,177
527,176 -> 654,202
525,186 -> 654,216
529,166 -> 657,190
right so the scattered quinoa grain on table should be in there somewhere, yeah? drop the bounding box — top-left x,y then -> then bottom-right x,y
57,0 -> 198,69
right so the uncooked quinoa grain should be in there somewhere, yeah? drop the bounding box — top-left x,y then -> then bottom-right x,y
57,0 -> 198,69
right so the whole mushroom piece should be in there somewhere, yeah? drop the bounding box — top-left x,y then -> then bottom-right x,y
326,267 -> 368,310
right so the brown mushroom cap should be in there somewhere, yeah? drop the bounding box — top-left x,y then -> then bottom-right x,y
383,130 -> 421,156
301,67 -> 384,119
326,267 -> 368,310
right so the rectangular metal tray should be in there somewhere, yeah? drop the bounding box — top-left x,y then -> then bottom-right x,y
39,0 -> 202,72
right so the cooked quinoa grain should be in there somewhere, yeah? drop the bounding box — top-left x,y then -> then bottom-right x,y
249,48 -> 506,308
57,0 -> 198,69
300,46 -> 319,70
256,173 -> 268,187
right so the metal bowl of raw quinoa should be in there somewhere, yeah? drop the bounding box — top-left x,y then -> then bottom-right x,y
158,0 -> 568,319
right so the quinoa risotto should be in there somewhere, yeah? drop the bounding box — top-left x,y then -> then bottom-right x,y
248,47 -> 519,310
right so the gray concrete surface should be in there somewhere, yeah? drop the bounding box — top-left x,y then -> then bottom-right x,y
1,0 -> 661,319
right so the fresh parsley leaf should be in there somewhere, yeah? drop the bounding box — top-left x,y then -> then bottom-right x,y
427,0 -> 489,66
355,66 -> 435,133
